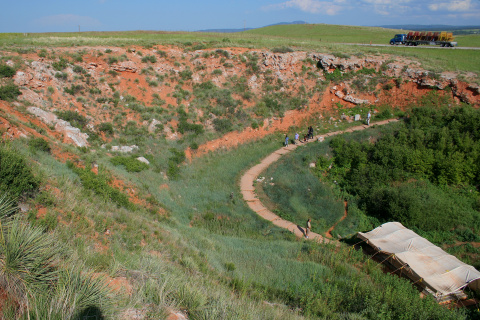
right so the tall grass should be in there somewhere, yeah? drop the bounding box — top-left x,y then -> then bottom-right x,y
259,140 -> 345,232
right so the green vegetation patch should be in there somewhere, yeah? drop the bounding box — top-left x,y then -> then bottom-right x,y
67,161 -> 134,210
0,144 -> 39,198
55,110 -> 88,129
260,138 -> 345,232
111,155 -> 149,173
0,84 -> 21,101
313,101 -> 480,266
0,64 -> 15,78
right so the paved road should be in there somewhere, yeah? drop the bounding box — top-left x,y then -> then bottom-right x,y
341,43 -> 480,50
240,119 -> 399,243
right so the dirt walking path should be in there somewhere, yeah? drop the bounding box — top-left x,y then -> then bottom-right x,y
240,119 -> 399,243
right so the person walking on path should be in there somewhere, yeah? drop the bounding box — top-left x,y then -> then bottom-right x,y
367,111 -> 371,125
308,126 -> 314,140
305,218 -> 311,239
294,132 -> 299,144
284,134 -> 289,147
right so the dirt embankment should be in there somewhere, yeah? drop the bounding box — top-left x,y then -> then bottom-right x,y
1,46 -> 479,158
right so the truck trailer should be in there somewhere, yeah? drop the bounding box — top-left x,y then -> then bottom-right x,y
390,31 -> 457,47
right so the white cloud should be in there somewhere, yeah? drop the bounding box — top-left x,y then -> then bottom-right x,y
34,14 -> 101,28
429,0 -> 473,12
360,0 -> 413,15
264,0 -> 346,15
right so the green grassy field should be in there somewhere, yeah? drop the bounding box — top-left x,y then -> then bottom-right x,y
2,24 -> 479,76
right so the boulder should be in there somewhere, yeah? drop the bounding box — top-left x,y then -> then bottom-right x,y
111,145 -> 139,153
136,157 -> 150,165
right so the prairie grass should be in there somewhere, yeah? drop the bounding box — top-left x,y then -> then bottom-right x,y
4,122 -> 468,319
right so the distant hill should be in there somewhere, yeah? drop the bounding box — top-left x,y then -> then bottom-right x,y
197,20 -> 307,33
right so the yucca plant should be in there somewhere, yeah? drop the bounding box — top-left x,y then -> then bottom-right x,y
0,194 -> 59,316
29,265 -> 111,320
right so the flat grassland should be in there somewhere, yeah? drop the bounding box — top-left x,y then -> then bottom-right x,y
2,24 -> 479,75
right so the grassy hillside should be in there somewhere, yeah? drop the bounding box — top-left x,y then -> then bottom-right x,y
0,127 -> 468,319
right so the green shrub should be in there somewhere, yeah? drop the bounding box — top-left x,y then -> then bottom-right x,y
382,83 -> 394,90
107,56 -> 119,64
272,47 -> 294,53
179,69 -> 193,80
190,142 -> 199,150
96,122 -> 114,135
212,69 -> 222,76
89,87 -> 101,95
156,50 -> 168,58
213,118 -> 233,133
63,84 -> 83,95
54,72 -> 68,80
38,49 -> 47,57
73,65 -> 86,74
52,58 -> 68,71
215,49 -> 230,58
141,55 -> 157,63
177,118 -> 204,135
0,145 -> 39,198
166,148 -> 186,180
55,110 -> 88,129
0,84 -> 21,101
28,137 -> 51,153
67,162 -> 134,209
0,65 -> 15,78
110,156 -> 149,173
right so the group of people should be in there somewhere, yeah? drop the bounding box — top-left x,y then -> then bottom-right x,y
284,126 -> 315,147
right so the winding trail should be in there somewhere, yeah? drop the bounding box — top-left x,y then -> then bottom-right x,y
240,119 -> 399,243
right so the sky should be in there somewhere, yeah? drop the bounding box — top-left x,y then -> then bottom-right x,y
1,0 -> 480,33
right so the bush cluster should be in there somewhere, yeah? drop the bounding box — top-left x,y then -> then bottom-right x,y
0,84 -> 21,101
28,137 -> 51,154
321,104 -> 480,239
67,161 -> 134,209
55,110 -> 88,129
0,145 -> 39,198
111,156 -> 149,173
51,57 -> 68,71
166,148 -> 185,180
96,122 -> 114,135
0,65 -> 16,78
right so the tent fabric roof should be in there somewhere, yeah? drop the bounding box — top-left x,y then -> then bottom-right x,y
358,222 -> 480,296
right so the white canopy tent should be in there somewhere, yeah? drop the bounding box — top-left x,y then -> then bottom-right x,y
357,222 -> 480,301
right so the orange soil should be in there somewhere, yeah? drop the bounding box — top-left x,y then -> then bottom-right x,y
326,200 -> 348,239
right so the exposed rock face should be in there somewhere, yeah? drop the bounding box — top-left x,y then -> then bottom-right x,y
110,145 -> 139,153
111,61 -> 138,73
148,119 -> 163,133
262,52 -> 304,70
14,71 -> 34,86
343,95 -> 371,105
27,107 -> 89,147
313,55 -> 479,106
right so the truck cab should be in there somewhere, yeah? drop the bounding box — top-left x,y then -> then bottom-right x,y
390,34 -> 406,45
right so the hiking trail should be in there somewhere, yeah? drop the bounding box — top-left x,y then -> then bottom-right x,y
240,119 -> 399,243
